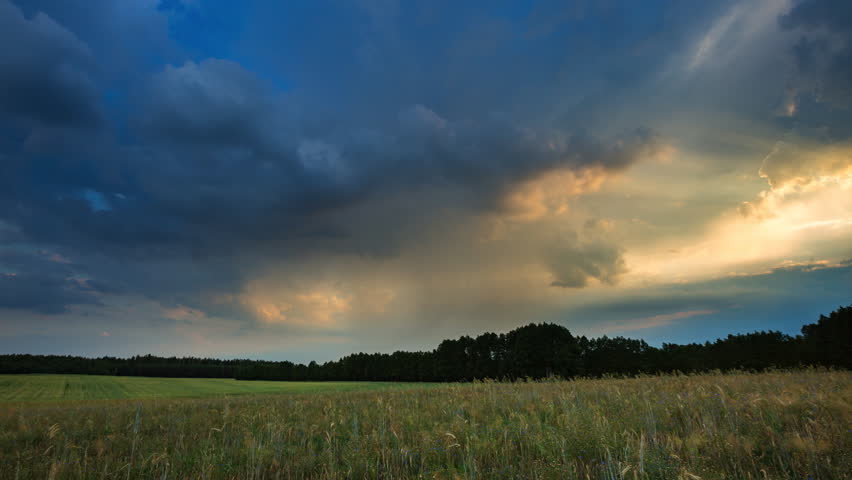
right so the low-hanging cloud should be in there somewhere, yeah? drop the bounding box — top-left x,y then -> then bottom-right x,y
0,0 -> 101,127
0,249 -> 110,314
547,240 -> 627,288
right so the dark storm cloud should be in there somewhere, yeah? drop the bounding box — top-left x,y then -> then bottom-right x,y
780,0 -> 852,106
0,274 -> 96,314
16,56 -> 658,260
0,250 -> 107,314
0,0 -> 101,127
13,0 -> 177,83
138,59 -> 281,147
0,0 -> 662,323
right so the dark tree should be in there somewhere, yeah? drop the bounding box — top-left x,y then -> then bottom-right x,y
801,305 -> 852,368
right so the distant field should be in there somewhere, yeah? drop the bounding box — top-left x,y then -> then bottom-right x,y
0,374 -> 426,402
1,370 -> 849,479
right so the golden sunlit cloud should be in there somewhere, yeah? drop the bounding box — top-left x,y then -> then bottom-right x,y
241,287 -> 351,328
500,166 -> 610,222
236,275 -> 398,329
624,141 -> 852,284
759,141 -> 852,189
500,141 -> 677,225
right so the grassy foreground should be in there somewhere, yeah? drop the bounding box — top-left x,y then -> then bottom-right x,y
0,371 -> 849,479
0,375 -> 422,402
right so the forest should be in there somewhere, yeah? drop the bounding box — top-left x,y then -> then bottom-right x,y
2,305 -> 849,382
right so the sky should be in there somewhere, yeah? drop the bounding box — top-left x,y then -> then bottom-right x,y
0,0 -> 850,362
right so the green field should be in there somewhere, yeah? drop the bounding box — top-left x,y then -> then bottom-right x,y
0,374 -> 425,402
0,370 -> 849,479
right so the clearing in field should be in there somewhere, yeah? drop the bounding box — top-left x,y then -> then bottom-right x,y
0,374 -> 426,402
0,370 -> 849,479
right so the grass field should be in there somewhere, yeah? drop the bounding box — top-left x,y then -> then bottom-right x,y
0,375 -> 423,402
0,370 -> 849,479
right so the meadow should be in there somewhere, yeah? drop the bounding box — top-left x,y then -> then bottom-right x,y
0,370 -> 849,479
0,375 -> 423,402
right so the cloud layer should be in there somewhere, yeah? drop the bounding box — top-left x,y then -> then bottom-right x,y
0,0 -> 850,359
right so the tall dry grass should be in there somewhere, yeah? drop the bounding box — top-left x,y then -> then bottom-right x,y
1,369 -> 849,479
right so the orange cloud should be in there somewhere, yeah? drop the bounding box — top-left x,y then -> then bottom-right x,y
501,166 -> 610,222
599,309 -> 717,335
742,141 -> 852,219
239,283 -> 355,328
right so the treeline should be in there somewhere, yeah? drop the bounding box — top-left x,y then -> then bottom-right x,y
1,305 -> 849,381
